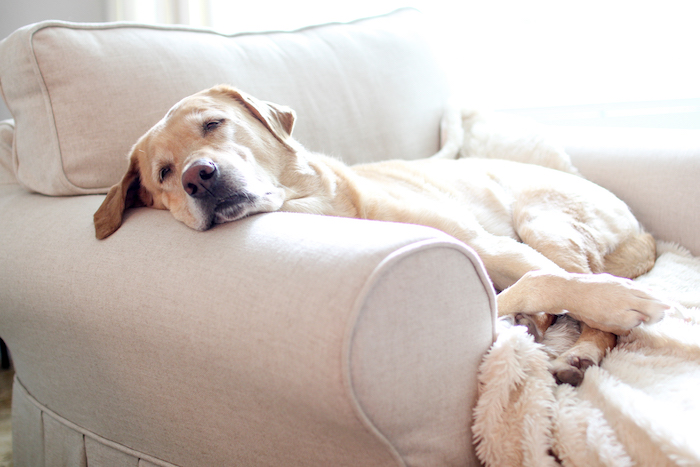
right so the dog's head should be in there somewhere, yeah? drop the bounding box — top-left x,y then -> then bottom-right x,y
94,85 -> 299,239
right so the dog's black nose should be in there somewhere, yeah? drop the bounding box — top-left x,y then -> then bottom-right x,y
182,159 -> 218,197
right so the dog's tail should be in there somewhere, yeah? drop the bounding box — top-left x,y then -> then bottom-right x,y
603,231 -> 657,279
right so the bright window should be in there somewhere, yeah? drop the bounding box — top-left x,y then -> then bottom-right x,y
108,0 -> 700,128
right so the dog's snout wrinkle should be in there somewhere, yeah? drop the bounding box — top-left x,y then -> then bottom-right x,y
182,159 -> 218,197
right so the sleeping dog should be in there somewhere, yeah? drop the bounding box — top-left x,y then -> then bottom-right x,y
94,85 -> 669,385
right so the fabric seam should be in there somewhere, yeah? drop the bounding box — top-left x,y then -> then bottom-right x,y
23,7 -> 416,39
25,25 -> 69,194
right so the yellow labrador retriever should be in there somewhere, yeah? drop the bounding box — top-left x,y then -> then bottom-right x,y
95,84 -> 669,385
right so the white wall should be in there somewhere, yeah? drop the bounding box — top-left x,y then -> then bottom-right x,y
426,1 -> 700,111
0,0 -> 108,120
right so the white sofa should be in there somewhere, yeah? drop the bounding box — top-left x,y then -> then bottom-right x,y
0,9 -> 495,466
2,8 -> 700,467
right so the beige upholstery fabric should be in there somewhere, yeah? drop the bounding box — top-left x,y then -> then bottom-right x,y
0,119 -> 15,185
351,246 -> 494,466
0,183 -> 494,466
558,126 -> 700,256
0,8 -> 448,195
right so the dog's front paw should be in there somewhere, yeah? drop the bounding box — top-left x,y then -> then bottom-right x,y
620,287 -> 668,328
570,274 -> 669,334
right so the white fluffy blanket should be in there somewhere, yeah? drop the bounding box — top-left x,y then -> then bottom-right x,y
436,108 -> 700,466
473,242 -> 700,467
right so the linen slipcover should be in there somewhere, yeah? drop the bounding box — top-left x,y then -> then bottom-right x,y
0,119 -> 14,185
1,191 -> 494,466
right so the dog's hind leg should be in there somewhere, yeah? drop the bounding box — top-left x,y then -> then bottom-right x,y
496,269 -> 666,385
544,232 -> 657,384
544,232 -> 657,385
549,323 -> 616,386
418,214 -> 666,385
510,312 -> 556,343
473,225 -> 666,386
508,209 -> 620,385
603,231 -> 656,280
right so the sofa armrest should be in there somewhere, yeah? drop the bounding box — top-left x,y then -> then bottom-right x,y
0,186 -> 494,466
554,126 -> 700,256
0,119 -> 15,185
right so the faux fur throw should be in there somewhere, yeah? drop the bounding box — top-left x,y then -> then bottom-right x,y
473,242 -> 700,466
436,108 -> 700,466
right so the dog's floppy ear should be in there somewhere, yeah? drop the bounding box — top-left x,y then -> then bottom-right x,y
213,85 -> 297,150
93,151 -> 149,239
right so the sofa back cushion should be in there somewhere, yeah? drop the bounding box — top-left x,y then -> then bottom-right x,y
0,9 -> 449,196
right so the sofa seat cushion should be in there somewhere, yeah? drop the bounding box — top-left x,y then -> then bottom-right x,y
0,8 -> 449,196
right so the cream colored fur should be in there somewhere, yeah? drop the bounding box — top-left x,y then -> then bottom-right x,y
94,85 -> 670,385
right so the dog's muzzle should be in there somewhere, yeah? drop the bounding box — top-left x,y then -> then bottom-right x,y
182,158 -> 259,228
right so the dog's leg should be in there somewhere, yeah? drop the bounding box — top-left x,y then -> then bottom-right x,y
493,262 -> 666,386
510,312 -> 555,343
456,231 -> 666,333
549,323 -> 616,386
502,206 -> 664,384
467,234 -> 572,342
497,270 -> 667,333
464,229 -> 666,333
410,215 -> 666,384
470,224 -> 666,385
543,232 -> 659,385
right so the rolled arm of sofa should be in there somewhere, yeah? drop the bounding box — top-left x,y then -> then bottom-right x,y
0,119 -> 15,186
0,186 -> 495,466
556,126 -> 700,256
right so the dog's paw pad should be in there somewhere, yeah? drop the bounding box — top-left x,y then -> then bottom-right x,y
572,355 -> 595,371
550,355 -> 596,387
554,367 -> 584,386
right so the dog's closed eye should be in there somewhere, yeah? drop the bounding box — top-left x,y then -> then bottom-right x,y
204,119 -> 225,133
159,165 -> 173,183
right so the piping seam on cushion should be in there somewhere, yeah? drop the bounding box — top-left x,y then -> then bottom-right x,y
341,236 -> 497,465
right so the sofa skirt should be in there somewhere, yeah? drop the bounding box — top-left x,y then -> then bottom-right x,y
12,377 -> 173,467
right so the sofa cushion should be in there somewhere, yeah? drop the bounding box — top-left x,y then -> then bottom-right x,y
0,8 -> 449,196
